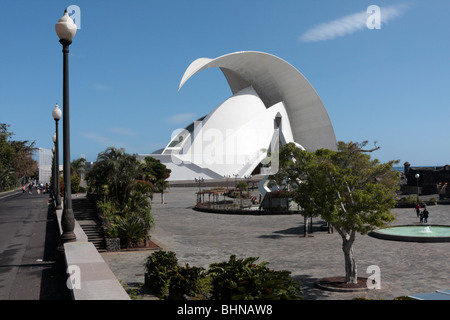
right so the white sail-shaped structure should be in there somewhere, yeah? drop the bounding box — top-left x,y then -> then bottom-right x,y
141,51 -> 336,181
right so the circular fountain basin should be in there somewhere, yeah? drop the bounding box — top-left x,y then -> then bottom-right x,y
369,225 -> 450,243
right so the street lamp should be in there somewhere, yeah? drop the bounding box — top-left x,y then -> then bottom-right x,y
195,177 -> 204,193
52,104 -> 62,210
233,174 -> 238,188
224,175 -> 231,190
55,9 -> 77,243
415,173 -> 420,203
244,175 -> 252,195
52,145 -> 56,199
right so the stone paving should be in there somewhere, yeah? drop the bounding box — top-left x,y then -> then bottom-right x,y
101,187 -> 450,300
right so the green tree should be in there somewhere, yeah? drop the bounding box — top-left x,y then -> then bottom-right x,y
71,157 -> 86,177
88,147 -> 154,246
275,141 -> 399,284
71,174 -> 81,194
88,147 -> 147,207
141,156 -> 171,204
154,179 -> 170,204
0,123 -> 36,191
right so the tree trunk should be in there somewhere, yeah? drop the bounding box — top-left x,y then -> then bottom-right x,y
303,215 -> 308,237
342,232 -> 357,284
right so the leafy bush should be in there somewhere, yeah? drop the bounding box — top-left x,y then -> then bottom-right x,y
167,264 -> 209,300
396,195 -> 425,207
88,149 -> 161,247
71,174 -> 81,193
145,251 -> 178,298
393,296 -> 415,300
208,255 -> 302,300
144,251 -> 302,300
117,213 -> 149,248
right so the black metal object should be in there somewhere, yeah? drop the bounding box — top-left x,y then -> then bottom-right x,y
54,116 -> 62,209
60,39 -> 76,243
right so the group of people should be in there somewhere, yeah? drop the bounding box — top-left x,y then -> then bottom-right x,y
22,183 -> 49,195
415,204 -> 429,223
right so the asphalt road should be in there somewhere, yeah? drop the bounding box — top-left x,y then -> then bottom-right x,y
0,189 -> 70,300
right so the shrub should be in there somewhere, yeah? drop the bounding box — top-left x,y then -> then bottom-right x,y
393,296 -> 415,300
144,252 -> 302,300
208,255 -> 302,300
145,251 -> 178,298
117,214 -> 148,248
71,174 -> 81,193
167,264 -> 209,300
396,195 -> 425,207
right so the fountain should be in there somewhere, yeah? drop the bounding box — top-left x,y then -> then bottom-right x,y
421,226 -> 432,233
369,225 -> 450,243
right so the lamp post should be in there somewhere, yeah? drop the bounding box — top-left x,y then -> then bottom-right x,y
233,174 -> 238,188
55,9 -> 77,243
195,177 -> 204,193
224,175 -> 231,190
244,175 -> 252,196
51,144 -> 56,200
415,173 -> 420,204
52,104 -> 62,209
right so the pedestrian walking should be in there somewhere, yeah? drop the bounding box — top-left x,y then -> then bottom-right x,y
28,184 -> 32,194
423,206 -> 429,223
415,203 -> 421,217
419,210 -> 424,223
22,185 -> 25,193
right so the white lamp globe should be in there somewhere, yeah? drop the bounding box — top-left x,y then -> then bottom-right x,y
55,9 -> 77,42
52,103 -> 62,121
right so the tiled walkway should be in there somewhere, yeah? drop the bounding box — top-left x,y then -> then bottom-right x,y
102,187 -> 450,300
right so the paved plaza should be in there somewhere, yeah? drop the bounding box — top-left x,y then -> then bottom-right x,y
102,187 -> 450,300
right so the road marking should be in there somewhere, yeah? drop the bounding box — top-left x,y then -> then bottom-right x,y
0,191 -> 21,200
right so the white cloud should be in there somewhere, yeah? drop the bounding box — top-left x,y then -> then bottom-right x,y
92,83 -> 113,91
81,132 -> 125,148
109,127 -> 136,136
299,4 -> 410,42
165,112 -> 197,125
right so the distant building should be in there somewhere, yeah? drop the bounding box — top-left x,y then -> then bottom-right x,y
403,162 -> 450,197
37,148 -> 52,185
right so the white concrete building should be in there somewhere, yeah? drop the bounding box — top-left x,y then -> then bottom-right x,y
141,51 -> 336,182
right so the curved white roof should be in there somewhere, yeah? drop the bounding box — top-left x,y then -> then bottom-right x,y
179,51 -> 337,152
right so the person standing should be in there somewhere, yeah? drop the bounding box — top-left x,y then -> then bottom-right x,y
423,206 -> 429,223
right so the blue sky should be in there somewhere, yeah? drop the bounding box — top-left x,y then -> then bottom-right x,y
1,0 -> 449,166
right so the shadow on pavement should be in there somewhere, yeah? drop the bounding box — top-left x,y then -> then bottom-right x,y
39,203 -> 71,300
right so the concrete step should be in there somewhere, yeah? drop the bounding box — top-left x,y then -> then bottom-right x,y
72,196 -> 107,252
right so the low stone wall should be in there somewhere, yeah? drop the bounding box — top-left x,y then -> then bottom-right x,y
56,207 -> 130,300
193,204 -> 300,215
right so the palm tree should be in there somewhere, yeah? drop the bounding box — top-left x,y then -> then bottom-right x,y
87,147 -> 157,247
154,179 -> 170,204
71,157 -> 86,178
236,181 -> 248,208
89,147 -> 126,202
